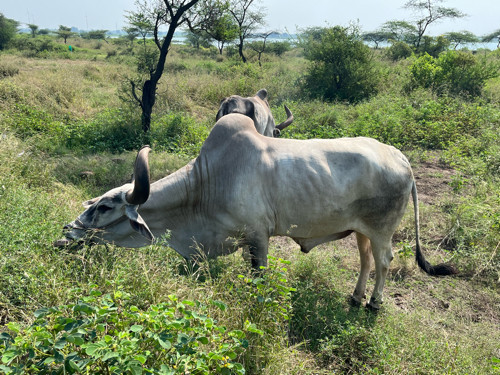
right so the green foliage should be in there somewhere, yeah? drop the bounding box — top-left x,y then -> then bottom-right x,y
0,13 -> 18,50
227,256 -> 296,372
409,51 -> 500,97
266,41 -> 292,57
385,41 -> 414,61
300,26 -> 379,102
417,35 -> 449,57
0,286 -> 248,374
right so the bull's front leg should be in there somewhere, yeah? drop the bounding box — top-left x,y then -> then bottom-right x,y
248,237 -> 269,270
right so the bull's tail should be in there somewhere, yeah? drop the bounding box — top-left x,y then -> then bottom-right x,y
412,180 -> 457,276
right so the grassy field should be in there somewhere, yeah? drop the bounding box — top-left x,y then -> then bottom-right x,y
0,36 -> 499,374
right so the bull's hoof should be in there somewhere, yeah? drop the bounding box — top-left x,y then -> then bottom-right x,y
349,295 -> 362,307
366,297 -> 382,312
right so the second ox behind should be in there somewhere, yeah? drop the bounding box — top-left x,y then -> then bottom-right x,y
56,113 -> 456,310
216,89 -> 293,137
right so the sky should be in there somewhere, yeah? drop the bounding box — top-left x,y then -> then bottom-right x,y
2,0 -> 499,37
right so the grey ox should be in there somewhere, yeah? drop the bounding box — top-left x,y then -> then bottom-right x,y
216,89 -> 293,137
56,113 -> 456,309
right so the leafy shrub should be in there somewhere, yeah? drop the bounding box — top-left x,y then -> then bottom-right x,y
10,35 -> 67,57
266,41 -> 292,57
221,256 -> 296,373
385,41 -> 414,61
300,26 -> 380,103
0,286 -> 249,374
409,51 -> 500,97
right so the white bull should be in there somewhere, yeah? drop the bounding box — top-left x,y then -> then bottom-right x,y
56,114 -> 456,309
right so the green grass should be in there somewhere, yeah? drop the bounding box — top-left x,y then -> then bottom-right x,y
0,38 -> 499,374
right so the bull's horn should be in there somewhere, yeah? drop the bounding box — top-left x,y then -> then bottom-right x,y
126,146 -> 151,205
276,105 -> 294,131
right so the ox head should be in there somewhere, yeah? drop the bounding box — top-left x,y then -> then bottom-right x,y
54,146 -> 154,249
216,89 -> 293,137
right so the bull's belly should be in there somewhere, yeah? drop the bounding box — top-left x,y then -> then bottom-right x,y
274,215 -> 353,238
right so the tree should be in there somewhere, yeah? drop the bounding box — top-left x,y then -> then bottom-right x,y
199,12 -> 238,54
404,0 -> 466,49
86,30 -> 109,42
126,11 -> 155,48
444,30 -> 478,50
57,25 -> 74,44
123,26 -> 140,48
247,31 -> 273,66
127,0 -> 213,132
380,20 -> 418,45
362,30 -> 392,49
0,13 -> 19,50
228,0 -> 265,63
300,26 -> 379,103
185,29 -> 212,49
28,24 -> 38,38
482,29 -> 500,49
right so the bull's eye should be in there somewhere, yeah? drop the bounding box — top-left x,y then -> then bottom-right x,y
97,204 -> 113,213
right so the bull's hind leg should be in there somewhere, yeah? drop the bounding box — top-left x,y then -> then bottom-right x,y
351,232 -> 373,306
367,238 -> 394,310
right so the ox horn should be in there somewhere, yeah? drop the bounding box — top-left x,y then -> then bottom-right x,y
276,105 -> 294,131
126,146 -> 151,205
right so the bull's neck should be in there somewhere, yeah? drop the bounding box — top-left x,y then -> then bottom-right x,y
143,161 -> 197,213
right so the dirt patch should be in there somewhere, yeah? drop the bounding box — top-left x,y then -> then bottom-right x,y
412,156 -> 456,205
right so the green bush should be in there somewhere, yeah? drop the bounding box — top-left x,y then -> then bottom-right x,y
0,286 -> 248,374
385,41 -> 414,61
300,26 -> 380,103
409,51 -> 500,97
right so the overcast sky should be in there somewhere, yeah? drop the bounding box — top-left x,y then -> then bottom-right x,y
2,0 -> 499,37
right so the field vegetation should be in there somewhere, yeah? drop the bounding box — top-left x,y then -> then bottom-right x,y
0,29 -> 499,374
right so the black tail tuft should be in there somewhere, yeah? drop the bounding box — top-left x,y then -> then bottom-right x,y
416,243 -> 458,276
412,180 -> 458,277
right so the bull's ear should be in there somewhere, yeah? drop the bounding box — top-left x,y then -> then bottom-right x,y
256,89 -> 268,101
83,197 -> 99,208
125,205 -> 154,242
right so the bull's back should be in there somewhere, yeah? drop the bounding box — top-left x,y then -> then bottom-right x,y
267,137 -> 413,236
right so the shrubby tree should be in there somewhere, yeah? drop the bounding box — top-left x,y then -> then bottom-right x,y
266,40 -> 291,56
381,20 -> 418,45
228,0 -> 266,63
28,24 -> 38,38
300,26 -> 379,103
444,30 -> 478,50
86,30 -> 109,42
190,1 -> 239,55
0,13 -> 19,50
247,30 -> 273,66
482,29 -> 500,49
123,26 -> 140,48
56,25 -> 74,44
185,29 -> 213,49
404,0 -> 466,49
362,30 -> 392,49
